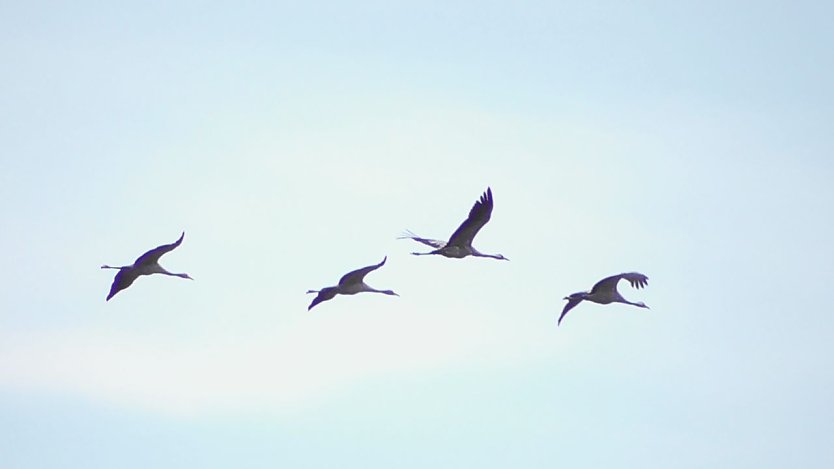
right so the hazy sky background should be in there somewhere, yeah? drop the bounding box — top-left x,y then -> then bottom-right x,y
1,1 -> 832,467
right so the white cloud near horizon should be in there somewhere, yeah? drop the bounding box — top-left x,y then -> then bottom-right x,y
0,300 -> 566,417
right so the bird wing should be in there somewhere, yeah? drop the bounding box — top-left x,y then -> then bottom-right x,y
338,256 -> 387,287
106,268 -> 140,301
621,272 -> 649,289
308,287 -> 338,310
397,230 -> 446,249
558,297 -> 583,326
590,272 -> 649,295
446,188 -> 494,247
134,232 -> 186,267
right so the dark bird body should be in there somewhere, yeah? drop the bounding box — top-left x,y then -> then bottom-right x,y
101,232 -> 193,301
399,187 -> 508,260
307,256 -> 399,310
559,272 -> 649,326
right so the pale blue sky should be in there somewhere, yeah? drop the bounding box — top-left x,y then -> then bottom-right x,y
1,1 -> 833,468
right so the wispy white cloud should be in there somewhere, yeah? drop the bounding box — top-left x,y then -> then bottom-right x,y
0,302 -> 559,417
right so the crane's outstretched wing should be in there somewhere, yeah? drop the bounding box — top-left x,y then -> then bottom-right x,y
622,272 -> 649,289
134,232 -> 186,266
308,287 -> 339,310
558,296 -> 583,326
446,188 -> 494,248
397,230 -> 446,249
338,257 -> 387,287
590,272 -> 648,295
106,269 -> 140,301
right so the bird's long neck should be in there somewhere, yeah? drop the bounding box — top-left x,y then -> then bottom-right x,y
472,250 -> 507,260
101,264 -> 129,270
366,287 -> 398,296
157,269 -> 192,279
624,300 -> 649,308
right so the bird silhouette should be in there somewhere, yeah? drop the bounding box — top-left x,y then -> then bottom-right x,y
559,272 -> 649,325
101,232 -> 193,301
307,256 -> 399,310
399,187 -> 508,260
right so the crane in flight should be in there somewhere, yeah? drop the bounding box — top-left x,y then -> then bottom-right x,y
399,187 -> 508,260
307,256 -> 399,310
558,272 -> 649,326
101,232 -> 193,301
